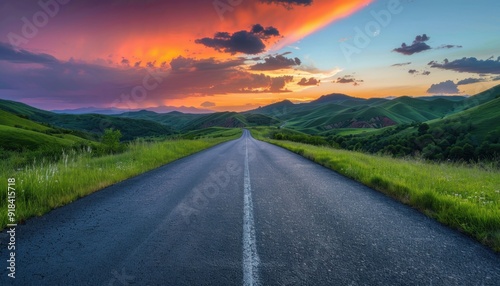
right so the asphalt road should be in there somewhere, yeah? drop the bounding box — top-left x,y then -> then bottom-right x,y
1,130 -> 499,285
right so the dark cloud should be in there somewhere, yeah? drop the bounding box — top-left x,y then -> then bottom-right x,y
195,24 -> 280,55
334,76 -> 363,86
393,34 -> 431,55
408,69 -> 430,76
426,80 -> 459,94
250,24 -> 280,39
391,62 -> 411,67
297,77 -> 320,86
260,0 -> 313,8
428,57 -> 500,74
0,42 -> 57,64
200,101 -> 216,107
121,57 -> 130,66
250,54 -> 301,70
170,56 -> 244,72
207,72 -> 293,93
269,75 -> 294,92
456,78 -> 484,85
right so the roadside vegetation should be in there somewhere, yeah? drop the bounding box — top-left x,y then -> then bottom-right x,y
0,128 -> 241,230
250,127 -> 500,251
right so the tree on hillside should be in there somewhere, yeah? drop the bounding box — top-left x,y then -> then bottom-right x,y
418,123 -> 430,135
100,128 -> 124,154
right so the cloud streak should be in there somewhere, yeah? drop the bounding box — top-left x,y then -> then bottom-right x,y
249,54 -> 301,70
429,57 -> 500,74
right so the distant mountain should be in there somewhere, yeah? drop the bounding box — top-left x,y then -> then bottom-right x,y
245,100 -> 296,117
51,107 -> 125,115
309,93 -> 362,105
52,105 -> 213,115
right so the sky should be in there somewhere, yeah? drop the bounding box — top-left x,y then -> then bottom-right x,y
0,0 -> 499,112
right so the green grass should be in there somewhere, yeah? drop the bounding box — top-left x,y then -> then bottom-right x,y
0,130 -> 242,230
0,110 -> 50,132
181,127 -> 243,139
0,125 -> 78,151
250,128 -> 500,251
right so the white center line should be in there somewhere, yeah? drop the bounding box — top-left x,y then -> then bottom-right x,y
243,134 -> 260,286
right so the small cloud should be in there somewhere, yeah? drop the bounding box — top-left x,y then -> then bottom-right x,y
393,34 -> 431,55
427,80 -> 459,94
334,75 -> 363,86
297,77 -> 320,86
391,62 -> 411,67
260,0 -> 313,8
408,69 -> 430,76
121,57 -> 130,66
436,44 -> 462,49
200,101 -> 216,107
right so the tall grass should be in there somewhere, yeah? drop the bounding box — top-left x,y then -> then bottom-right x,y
0,134 -> 240,229
251,128 -> 500,251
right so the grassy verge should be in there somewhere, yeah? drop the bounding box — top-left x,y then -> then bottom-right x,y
0,130 -> 241,229
250,128 -> 500,252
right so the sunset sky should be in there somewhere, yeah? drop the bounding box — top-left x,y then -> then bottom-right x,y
0,0 -> 499,112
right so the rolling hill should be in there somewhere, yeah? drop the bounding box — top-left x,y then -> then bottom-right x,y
0,99 -> 175,141
246,86 -> 499,133
0,110 -> 95,152
115,110 -> 280,131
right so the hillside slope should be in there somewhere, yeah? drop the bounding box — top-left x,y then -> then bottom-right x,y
0,99 -> 175,140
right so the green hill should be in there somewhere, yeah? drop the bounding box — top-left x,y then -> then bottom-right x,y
115,110 -> 203,131
0,99 -> 175,141
0,110 -> 95,152
0,125 -> 79,151
429,96 -> 500,141
0,110 -> 50,132
182,112 -> 247,130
